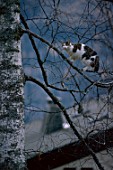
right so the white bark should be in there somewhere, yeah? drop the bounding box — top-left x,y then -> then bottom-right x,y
0,0 -> 25,169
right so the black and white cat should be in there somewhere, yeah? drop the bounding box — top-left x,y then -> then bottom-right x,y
62,41 -> 99,72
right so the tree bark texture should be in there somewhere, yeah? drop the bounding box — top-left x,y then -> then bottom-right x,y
0,0 -> 25,169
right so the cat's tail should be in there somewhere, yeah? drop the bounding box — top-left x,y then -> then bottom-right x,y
94,56 -> 99,72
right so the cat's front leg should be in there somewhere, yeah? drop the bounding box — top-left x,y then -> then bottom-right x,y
82,66 -> 94,72
82,66 -> 89,72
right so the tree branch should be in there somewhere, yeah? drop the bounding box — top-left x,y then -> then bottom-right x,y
21,14 -> 84,93
27,127 -> 113,170
22,27 -> 113,89
25,74 -> 105,170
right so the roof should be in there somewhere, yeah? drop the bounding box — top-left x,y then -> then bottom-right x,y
27,127 -> 113,170
25,97 -> 113,169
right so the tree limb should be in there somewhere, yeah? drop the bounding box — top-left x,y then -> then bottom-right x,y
25,74 -> 105,170
22,28 -> 113,89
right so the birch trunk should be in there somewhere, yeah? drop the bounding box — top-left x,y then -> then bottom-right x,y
0,0 -> 25,169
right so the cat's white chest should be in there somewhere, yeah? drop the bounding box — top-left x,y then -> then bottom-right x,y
69,44 -> 85,60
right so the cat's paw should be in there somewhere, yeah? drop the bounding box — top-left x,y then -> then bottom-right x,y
82,66 -> 89,72
82,67 -> 95,72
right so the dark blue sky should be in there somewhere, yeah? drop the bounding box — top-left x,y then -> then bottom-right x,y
21,0 -> 113,123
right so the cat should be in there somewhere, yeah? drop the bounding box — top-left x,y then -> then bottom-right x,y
62,41 -> 99,72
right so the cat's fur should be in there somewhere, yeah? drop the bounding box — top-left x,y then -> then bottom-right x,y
62,41 -> 99,72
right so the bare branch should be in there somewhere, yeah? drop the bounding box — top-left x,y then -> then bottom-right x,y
22,28 -> 113,88
25,74 -> 105,170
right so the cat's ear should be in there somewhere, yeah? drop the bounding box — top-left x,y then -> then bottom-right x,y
67,39 -> 71,44
65,39 -> 71,46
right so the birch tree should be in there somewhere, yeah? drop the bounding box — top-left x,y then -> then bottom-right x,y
0,0 -> 112,169
0,0 -> 25,169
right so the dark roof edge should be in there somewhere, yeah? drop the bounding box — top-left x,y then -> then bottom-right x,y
27,127 -> 113,170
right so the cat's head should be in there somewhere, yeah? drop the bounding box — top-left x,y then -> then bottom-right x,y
62,40 -> 73,50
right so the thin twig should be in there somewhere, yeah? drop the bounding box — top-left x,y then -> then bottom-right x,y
22,27 -> 113,88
